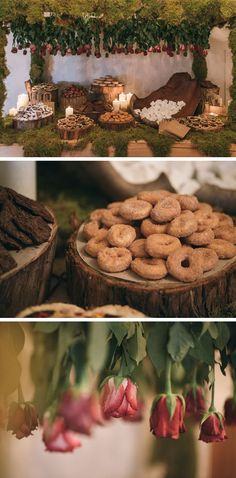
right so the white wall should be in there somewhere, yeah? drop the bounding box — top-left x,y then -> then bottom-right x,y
3,27 -> 233,114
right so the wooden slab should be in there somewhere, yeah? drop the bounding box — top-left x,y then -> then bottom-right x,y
66,230 -> 236,318
0,218 -> 58,318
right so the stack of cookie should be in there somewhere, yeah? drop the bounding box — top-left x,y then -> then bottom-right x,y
82,190 -> 236,283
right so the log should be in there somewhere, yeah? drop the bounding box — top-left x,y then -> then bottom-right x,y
66,231 -> 236,318
0,219 -> 58,318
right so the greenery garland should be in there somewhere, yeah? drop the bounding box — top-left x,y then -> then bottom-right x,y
229,17 -> 236,125
0,28 -> 9,126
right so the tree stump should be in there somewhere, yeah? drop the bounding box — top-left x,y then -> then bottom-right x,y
66,231 -> 236,318
0,220 -> 58,318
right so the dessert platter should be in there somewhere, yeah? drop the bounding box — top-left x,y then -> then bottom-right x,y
57,114 -> 95,140
0,187 -> 58,317
66,190 -> 236,317
99,111 -> 134,131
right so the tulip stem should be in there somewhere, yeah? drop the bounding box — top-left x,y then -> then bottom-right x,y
165,356 -> 172,395
209,365 -> 216,413
191,366 -> 198,388
18,382 -> 25,404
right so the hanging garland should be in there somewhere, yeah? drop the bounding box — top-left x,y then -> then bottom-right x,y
1,322 -> 236,451
229,17 -> 236,126
0,26 -> 9,125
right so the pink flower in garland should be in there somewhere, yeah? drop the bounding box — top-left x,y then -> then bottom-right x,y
43,414 -> 81,453
224,398 -> 236,426
185,387 -> 206,421
101,377 -> 138,419
150,394 -> 186,440
7,402 -> 38,439
199,412 -> 227,443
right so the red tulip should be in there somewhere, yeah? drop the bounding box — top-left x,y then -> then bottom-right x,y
59,389 -> 103,435
7,402 -> 38,439
224,398 -> 236,426
43,414 -> 81,452
199,412 -> 227,443
123,398 -> 144,422
150,394 -> 186,440
185,387 -> 206,421
101,377 -> 138,419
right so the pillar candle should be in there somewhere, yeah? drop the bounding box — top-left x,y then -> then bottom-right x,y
113,99 -> 120,112
17,94 -> 29,110
65,106 -> 73,117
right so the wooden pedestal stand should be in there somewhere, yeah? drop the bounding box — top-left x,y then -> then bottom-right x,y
66,232 -> 236,318
0,221 -> 58,318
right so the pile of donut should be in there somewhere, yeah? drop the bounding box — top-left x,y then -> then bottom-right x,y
82,190 -> 236,283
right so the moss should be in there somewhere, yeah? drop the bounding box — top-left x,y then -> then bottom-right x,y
229,19 -> 236,123
22,126 -> 63,157
190,126 -> 236,156
30,51 -> 45,84
0,29 -> 9,126
192,54 -> 208,83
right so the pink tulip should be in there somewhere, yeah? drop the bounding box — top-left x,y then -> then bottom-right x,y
43,414 -> 81,452
101,377 -> 138,418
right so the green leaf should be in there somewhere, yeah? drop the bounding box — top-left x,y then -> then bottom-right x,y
190,332 -> 214,366
109,323 -> 129,345
51,323 -> 80,394
215,323 -> 230,351
167,323 -> 194,362
208,323 -> 218,340
11,323 -> 25,355
88,323 -> 108,373
127,324 -> 146,365
34,322 -> 60,334
147,323 -> 169,376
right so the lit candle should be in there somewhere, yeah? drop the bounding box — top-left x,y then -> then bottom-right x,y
120,99 -> 128,111
65,106 -> 73,117
113,99 -> 120,112
17,94 -> 29,110
119,93 -> 126,102
126,93 -> 133,106
9,107 -> 18,116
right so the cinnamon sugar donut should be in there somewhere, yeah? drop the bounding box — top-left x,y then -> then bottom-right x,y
97,247 -> 132,273
151,197 -> 181,223
167,248 -> 203,282
85,230 -> 109,258
177,195 -> 199,212
90,208 -> 107,221
194,210 -> 219,229
107,224 -> 136,248
208,239 -> 236,259
141,218 -> 168,237
101,209 -> 130,227
214,226 -> 236,244
137,190 -> 172,205
146,234 -> 181,259
129,239 -> 148,258
119,199 -> 152,221
197,203 -> 213,213
214,212 -> 234,228
192,248 -> 219,272
131,257 -> 168,280
83,220 -> 106,240
107,201 -> 123,210
167,211 -> 198,238
186,227 -> 214,246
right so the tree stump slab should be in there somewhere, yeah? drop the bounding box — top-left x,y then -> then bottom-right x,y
66,231 -> 236,318
0,221 -> 58,318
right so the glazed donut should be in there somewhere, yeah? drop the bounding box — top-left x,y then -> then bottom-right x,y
97,247 -> 132,273
129,239 -> 148,258
186,227 -> 214,246
194,210 -> 219,229
151,197 -> 181,223
90,208 -> 107,221
167,211 -> 198,238
145,234 -> 181,259
101,210 -> 130,227
131,257 -> 167,280
141,218 -> 168,237
177,195 -> 199,212
208,239 -> 236,259
197,203 -> 213,213
214,212 -> 234,228
119,199 -> 152,221
214,226 -> 236,244
167,248 -> 203,283
85,230 -> 109,258
137,190 -> 172,205
107,224 -> 136,248
192,248 -> 219,272
83,220 -> 106,240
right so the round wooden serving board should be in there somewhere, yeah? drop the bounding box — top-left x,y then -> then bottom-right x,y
0,218 -> 58,318
66,229 -> 236,318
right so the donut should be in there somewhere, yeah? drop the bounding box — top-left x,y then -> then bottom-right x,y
107,201 -> 123,210
145,234 -> 181,259
167,211 -> 198,238
129,239 -> 148,258
85,230 -> 109,258
107,224 -> 136,248
167,248 -> 203,282
186,227 -> 214,246
119,199 -> 152,221
101,210 -> 130,227
141,218 -> 168,237
137,190 -> 172,205
192,248 -> 219,272
214,212 -> 234,228
194,210 -> 219,229
151,197 -> 181,223
208,239 -> 236,259
90,208 -> 107,221
83,220 -> 106,240
131,257 -> 168,280
197,202 -> 213,213
214,226 -> 236,244
177,195 -> 199,212
97,247 -> 132,273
